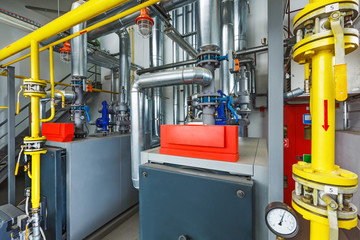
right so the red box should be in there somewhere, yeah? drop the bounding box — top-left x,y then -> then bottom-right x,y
159,125 -> 239,162
284,105 -> 311,206
42,123 -> 74,142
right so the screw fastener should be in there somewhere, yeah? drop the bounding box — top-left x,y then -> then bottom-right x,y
237,190 -> 245,199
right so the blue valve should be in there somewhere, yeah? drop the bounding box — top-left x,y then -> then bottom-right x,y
217,54 -> 229,62
215,90 -> 238,125
83,106 -> 91,122
95,101 -> 110,132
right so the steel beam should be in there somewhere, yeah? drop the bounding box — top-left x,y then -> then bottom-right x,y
268,0 -> 284,206
7,66 -> 15,205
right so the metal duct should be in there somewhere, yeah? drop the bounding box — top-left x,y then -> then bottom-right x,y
131,67 -> 213,189
183,6 -> 190,123
71,0 -> 87,78
221,0 -> 235,95
111,69 -> 117,103
118,30 -> 131,104
88,0 -> 196,40
172,10 -> 180,125
164,26 -> 198,58
150,17 -> 164,138
284,88 -> 304,99
46,90 -> 76,102
192,2 -> 199,94
234,0 -> 247,51
196,0 -> 221,51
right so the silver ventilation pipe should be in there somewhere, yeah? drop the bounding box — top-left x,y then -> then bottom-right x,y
221,0 -> 235,95
196,0 -> 221,125
197,0 -> 221,52
70,0 -> 87,138
118,30 -> 131,104
192,2 -> 199,95
88,0 -> 197,40
131,67 -> 213,189
71,1 -> 87,78
150,17 -> 164,138
172,10 -> 180,125
182,6 -> 190,123
111,68 -> 117,103
234,0 -> 247,51
45,90 -> 76,102
234,0 -> 250,137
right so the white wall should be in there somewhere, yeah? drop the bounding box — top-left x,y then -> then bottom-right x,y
0,0 -> 71,147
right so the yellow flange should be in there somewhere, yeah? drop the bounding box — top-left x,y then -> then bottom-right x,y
293,161 -> 358,186
293,29 -> 359,62
293,0 -> 359,31
24,150 -> 47,156
292,200 -> 358,230
23,136 -> 47,142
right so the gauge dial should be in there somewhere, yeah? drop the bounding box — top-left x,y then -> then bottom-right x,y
265,202 -> 299,238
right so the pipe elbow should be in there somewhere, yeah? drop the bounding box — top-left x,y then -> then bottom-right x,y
182,67 -> 213,86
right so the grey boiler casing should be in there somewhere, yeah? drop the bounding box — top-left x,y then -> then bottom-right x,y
139,163 -> 254,240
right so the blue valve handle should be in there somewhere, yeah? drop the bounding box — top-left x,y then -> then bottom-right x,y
227,96 -> 238,123
83,106 -> 91,122
216,90 -> 238,123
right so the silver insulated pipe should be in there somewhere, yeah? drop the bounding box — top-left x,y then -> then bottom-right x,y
234,0 -> 247,52
197,0 -> 221,52
150,17 -> 164,138
71,0 -> 87,77
70,0 -> 87,138
196,0 -> 221,125
118,30 -> 131,104
131,67 -> 213,189
221,0 -> 235,95
172,10 -> 180,125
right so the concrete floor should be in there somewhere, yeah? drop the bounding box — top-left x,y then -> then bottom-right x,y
101,212 -> 139,240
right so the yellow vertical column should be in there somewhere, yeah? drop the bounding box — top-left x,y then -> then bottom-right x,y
310,221 -> 330,240
311,50 -> 335,172
30,40 -> 41,209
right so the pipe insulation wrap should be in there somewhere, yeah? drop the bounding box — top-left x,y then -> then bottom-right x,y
71,0 -> 87,78
196,0 -> 221,51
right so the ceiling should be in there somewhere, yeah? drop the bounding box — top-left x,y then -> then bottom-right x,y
24,0 -> 75,20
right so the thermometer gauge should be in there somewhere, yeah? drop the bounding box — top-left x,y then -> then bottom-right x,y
265,202 -> 299,238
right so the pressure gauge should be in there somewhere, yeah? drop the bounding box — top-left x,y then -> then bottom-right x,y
265,202 -> 299,238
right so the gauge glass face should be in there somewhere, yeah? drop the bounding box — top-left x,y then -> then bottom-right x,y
266,208 -> 297,236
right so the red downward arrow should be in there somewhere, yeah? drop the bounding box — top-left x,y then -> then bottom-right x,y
322,100 -> 329,131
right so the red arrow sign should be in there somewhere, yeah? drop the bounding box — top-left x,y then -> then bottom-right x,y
322,100 -> 329,131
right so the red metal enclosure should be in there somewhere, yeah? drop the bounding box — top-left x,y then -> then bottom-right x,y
284,104 -> 311,206
159,125 -> 239,162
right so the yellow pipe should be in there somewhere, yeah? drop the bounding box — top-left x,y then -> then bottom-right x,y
31,153 -> 40,209
0,0 -> 132,61
16,86 -> 24,114
41,46 -> 56,123
310,220 -> 329,240
54,90 -> 66,108
311,50 -> 335,172
30,40 -> 41,210
1,0 -> 162,67
0,106 -> 8,109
